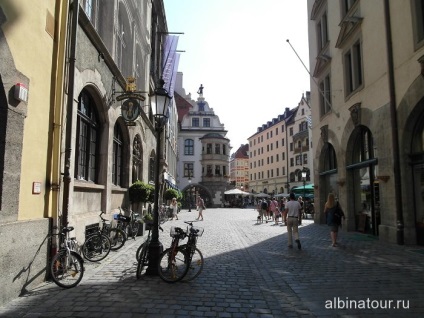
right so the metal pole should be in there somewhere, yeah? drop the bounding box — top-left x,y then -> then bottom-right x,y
146,120 -> 164,275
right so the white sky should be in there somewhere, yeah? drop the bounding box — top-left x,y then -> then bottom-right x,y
163,0 -> 311,153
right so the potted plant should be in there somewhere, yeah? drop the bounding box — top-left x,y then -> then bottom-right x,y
128,181 -> 152,236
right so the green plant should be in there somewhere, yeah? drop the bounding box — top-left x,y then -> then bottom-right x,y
128,181 -> 151,203
143,213 -> 153,223
164,188 -> 181,202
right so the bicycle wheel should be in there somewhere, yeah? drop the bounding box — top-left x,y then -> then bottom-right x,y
157,246 -> 189,283
182,246 -> 204,281
129,221 -> 140,238
136,241 -> 147,261
136,242 -> 149,279
51,250 -> 84,288
108,228 -> 126,251
82,234 -> 111,262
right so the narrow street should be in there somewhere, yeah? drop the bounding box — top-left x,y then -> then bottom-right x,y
1,208 -> 423,317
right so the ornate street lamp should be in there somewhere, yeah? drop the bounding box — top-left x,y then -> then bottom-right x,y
146,79 -> 171,275
188,176 -> 192,212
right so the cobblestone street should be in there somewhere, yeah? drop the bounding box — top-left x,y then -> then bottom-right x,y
1,208 -> 423,317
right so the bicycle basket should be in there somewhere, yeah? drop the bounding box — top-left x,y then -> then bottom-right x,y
170,226 -> 186,237
190,226 -> 204,237
113,214 -> 131,222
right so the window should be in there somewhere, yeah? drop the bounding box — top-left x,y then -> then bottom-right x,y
289,128 -> 293,136
223,145 -> 227,155
290,158 -> 294,166
215,144 -> 220,154
341,0 -> 358,17
317,12 -> 328,51
192,118 -> 199,127
344,40 -> 363,95
184,162 -> 194,177
206,143 -> 212,154
198,102 -> 205,112
82,0 -> 97,27
412,0 -> 424,46
112,123 -> 124,186
303,153 -> 308,164
203,118 -> 210,127
320,74 -> 332,116
184,139 -> 194,155
75,90 -> 98,182
132,135 -> 142,183
290,143 -> 293,151
206,165 -> 212,176
215,166 -> 221,175
149,154 -> 155,183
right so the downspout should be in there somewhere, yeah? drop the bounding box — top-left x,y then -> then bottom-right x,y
62,0 -> 79,228
384,0 -> 404,244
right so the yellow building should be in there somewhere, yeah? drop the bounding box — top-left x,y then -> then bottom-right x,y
0,0 -> 175,306
0,0 -> 67,305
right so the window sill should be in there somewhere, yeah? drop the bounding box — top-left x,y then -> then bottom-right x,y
74,181 -> 105,190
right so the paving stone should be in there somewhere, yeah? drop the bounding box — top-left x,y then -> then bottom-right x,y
0,208 -> 423,317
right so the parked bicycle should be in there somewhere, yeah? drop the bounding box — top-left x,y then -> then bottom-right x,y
82,221 -> 111,262
50,225 -> 84,288
99,211 -> 126,251
158,204 -> 168,224
115,207 -> 141,240
136,223 -> 163,279
157,221 -> 204,283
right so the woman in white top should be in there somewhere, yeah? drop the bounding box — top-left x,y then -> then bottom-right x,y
170,197 -> 178,220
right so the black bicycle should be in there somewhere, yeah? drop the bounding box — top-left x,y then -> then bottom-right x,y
50,225 -> 84,288
115,207 -> 141,240
135,223 -> 163,279
82,223 -> 111,262
157,221 -> 204,283
99,212 -> 126,251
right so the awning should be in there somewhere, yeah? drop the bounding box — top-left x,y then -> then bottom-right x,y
164,179 -> 179,191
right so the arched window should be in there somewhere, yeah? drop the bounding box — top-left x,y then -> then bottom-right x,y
184,139 -> 194,155
75,90 -> 99,182
113,123 -> 124,186
149,152 -> 155,183
132,135 -> 143,183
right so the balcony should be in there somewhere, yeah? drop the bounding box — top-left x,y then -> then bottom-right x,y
202,174 -> 229,183
293,145 -> 310,154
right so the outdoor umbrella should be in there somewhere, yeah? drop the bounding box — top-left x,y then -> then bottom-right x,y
224,188 -> 250,195
274,193 -> 289,198
254,192 -> 270,198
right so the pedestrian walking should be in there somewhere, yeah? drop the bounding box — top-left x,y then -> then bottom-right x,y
298,196 -> 304,225
257,199 -> 265,223
270,197 -> 280,225
284,192 -> 302,249
324,193 -> 345,247
196,196 -> 205,221
170,197 -> 178,220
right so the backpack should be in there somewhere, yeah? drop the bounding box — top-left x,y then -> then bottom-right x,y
261,200 -> 268,210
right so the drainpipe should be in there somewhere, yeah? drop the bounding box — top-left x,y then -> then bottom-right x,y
62,0 -> 79,228
384,0 -> 404,244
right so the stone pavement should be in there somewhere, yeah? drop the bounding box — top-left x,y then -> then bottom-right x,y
0,208 -> 424,318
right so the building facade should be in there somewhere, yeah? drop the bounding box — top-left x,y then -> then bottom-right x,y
307,0 -> 424,245
175,73 -> 231,208
229,144 -> 250,191
248,93 -> 313,196
0,0 -> 178,306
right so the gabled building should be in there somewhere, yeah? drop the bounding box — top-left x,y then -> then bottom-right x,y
175,73 -> 231,208
307,0 -> 424,245
230,144 -> 250,190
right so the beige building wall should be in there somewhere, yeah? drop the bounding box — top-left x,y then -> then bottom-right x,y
308,0 -> 424,245
248,94 -> 312,196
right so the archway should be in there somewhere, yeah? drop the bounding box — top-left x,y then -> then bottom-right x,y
182,183 -> 213,209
